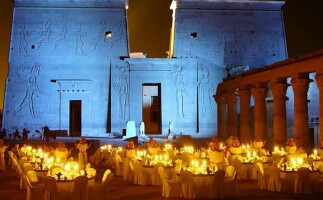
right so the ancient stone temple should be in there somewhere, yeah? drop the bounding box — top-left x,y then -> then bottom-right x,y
2,0 -> 287,138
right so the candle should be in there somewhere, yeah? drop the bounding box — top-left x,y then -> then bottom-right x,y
314,149 -> 318,156
64,164 -> 71,171
73,164 -> 79,171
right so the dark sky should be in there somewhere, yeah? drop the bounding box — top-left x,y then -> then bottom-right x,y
0,0 -> 323,109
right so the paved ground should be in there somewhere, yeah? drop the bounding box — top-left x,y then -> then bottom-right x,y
0,166 -> 322,200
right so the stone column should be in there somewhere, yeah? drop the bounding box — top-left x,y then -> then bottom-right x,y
251,87 -> 267,140
271,82 -> 289,147
291,77 -> 311,147
238,89 -> 251,143
214,94 -> 227,141
225,92 -> 238,137
315,74 -> 323,143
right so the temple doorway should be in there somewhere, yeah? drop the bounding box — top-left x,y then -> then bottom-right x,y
142,84 -> 161,134
69,100 -> 82,137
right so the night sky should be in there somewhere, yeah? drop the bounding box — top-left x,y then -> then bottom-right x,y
0,0 -> 323,109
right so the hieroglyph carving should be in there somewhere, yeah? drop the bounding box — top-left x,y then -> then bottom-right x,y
113,66 -> 129,120
108,21 -> 124,49
37,20 -> 52,49
18,25 -> 31,55
12,63 -> 44,118
74,24 -> 86,55
92,20 -> 107,50
53,19 -> 67,49
198,70 -> 215,117
173,66 -> 188,118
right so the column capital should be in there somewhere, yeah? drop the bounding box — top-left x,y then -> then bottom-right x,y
270,82 -> 289,101
238,89 -> 251,98
214,94 -> 226,104
315,74 -> 323,89
225,92 -> 237,103
251,87 -> 267,99
291,77 -> 311,95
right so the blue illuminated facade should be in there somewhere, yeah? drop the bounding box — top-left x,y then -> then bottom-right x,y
2,0 -> 288,138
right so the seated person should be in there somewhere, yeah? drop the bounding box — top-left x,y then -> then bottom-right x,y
286,138 -> 297,155
252,136 -> 267,156
43,144 -> 54,156
209,136 -> 219,149
229,137 -> 242,154
209,141 -> 225,169
125,141 -> 136,159
226,136 -> 234,148
11,143 -> 20,159
295,145 -> 307,158
20,144 -> 28,157
147,138 -> 159,155
54,142 -> 72,163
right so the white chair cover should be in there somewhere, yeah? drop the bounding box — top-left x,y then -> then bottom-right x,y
224,166 -> 237,197
25,175 -> 44,200
43,176 -> 66,200
132,160 -> 147,185
89,170 -> 114,200
113,155 -> 123,176
86,168 -> 97,177
26,170 -> 39,184
152,163 -> 165,185
17,164 -> 26,189
294,167 -> 311,194
23,163 -> 34,174
256,162 -> 267,190
122,158 -> 132,182
211,170 -> 225,199
266,166 -> 281,191
157,167 -> 181,198
180,170 -> 195,198
66,176 -> 88,200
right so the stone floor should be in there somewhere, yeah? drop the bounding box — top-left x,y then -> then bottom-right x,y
0,166 -> 322,200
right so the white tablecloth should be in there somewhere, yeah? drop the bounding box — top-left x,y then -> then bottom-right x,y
279,170 -> 319,193
142,166 -> 175,185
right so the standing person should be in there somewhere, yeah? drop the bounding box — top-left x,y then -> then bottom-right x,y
13,129 -> 21,140
0,129 -> 7,139
0,139 -> 8,171
75,137 -> 92,170
42,125 -> 50,141
22,128 -> 30,140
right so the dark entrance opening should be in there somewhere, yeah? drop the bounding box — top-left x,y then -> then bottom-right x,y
69,100 -> 82,137
142,84 -> 161,134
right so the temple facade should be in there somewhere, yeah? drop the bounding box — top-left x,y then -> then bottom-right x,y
2,0 -> 287,138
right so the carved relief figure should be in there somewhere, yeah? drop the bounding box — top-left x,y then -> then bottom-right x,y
74,24 -> 86,55
174,72 -> 188,118
12,63 -> 44,118
108,21 -> 124,49
199,70 -> 215,117
53,19 -> 67,49
113,66 -> 128,120
37,20 -> 52,49
92,20 -> 107,50
18,25 -> 31,55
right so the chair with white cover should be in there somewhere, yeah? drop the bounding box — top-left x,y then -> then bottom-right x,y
231,158 -> 242,179
17,163 -> 26,189
43,176 -> 66,200
9,151 -> 19,173
180,170 -> 195,198
86,168 -> 97,178
256,162 -> 268,190
152,163 -> 165,185
26,170 -> 39,185
18,157 -> 28,169
132,160 -> 147,185
113,154 -> 123,176
23,162 -> 34,173
122,158 -> 132,182
89,169 -> 114,200
224,165 -> 237,197
294,167 -> 311,194
211,170 -> 225,199
25,174 -> 44,200
266,166 -> 281,191
66,176 -> 88,200
157,167 -> 181,198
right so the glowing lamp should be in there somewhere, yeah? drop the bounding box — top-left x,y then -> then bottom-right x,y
314,149 -> 318,156
64,164 -> 71,171
73,164 -> 79,171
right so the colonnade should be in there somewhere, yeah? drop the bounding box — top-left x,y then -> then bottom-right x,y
214,51 -> 323,148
